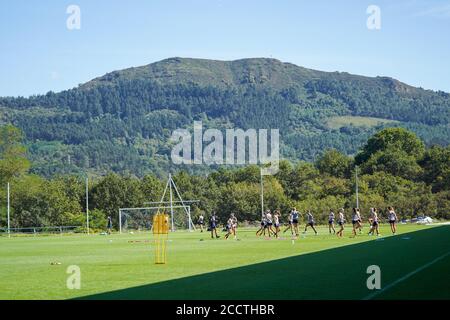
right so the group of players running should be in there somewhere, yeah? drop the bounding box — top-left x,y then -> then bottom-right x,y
197,212 -> 238,239
196,206 -> 398,239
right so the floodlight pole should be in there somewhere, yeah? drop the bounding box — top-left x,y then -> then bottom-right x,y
188,207 -> 191,232
86,177 -> 89,235
355,166 -> 359,209
119,209 -> 122,234
260,168 -> 264,218
7,182 -> 10,238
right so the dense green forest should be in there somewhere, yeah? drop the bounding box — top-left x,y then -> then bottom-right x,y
1,125 -> 449,231
0,58 -> 449,177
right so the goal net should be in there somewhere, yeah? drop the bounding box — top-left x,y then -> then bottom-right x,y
119,205 -> 194,233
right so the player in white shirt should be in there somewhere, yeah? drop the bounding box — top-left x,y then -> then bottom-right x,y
368,209 -> 380,236
336,208 -> 345,238
356,208 -> 363,233
224,216 -> 233,240
387,206 -> 398,235
265,210 -> 275,237
351,207 -> 363,236
229,213 -> 238,239
197,214 -> 205,233
273,210 -> 281,238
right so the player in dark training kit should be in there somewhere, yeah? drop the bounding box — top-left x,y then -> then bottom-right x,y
209,212 -> 220,239
291,208 -> 300,236
328,209 -> 336,234
283,210 -> 294,235
106,216 -> 113,234
304,211 -> 318,235
256,213 -> 267,236
224,216 -> 233,239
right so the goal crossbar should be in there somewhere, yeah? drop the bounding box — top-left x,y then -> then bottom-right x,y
143,200 -> 200,205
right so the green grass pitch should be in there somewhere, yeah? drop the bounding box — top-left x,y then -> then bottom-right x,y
0,224 -> 449,300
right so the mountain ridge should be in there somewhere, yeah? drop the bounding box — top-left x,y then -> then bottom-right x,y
0,57 -> 449,177
81,57 -> 428,95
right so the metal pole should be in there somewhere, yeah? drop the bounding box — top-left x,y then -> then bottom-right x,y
158,175 -> 170,204
188,207 -> 192,232
119,209 -> 122,234
169,174 -> 174,232
260,168 -> 264,219
7,182 -> 10,238
86,177 -> 89,235
355,166 -> 359,209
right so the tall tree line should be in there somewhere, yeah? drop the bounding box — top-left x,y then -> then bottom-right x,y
0,126 -> 449,231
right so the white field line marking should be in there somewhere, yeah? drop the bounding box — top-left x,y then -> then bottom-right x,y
363,250 -> 450,300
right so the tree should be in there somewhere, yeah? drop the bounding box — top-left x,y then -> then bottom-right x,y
355,128 -> 425,165
8,175 -> 83,228
274,160 -> 293,188
90,173 -> 145,225
434,191 -> 450,220
315,149 -> 352,178
320,176 -> 351,197
8,175 -> 46,228
361,147 -> 423,179
286,162 -> 321,200
233,165 -> 260,184
420,145 -> 450,192
140,174 -> 164,202
85,209 -> 107,231
0,125 -> 30,185
217,182 -> 260,222
43,177 -> 83,226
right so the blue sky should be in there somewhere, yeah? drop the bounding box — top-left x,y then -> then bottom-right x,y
1,0 -> 449,96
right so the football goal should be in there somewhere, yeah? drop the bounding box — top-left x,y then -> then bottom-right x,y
119,205 -> 194,233
118,173 -> 198,233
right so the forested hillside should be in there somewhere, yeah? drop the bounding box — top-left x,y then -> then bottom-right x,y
0,57 -> 449,177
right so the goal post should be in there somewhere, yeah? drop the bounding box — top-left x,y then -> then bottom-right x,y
118,205 -> 195,234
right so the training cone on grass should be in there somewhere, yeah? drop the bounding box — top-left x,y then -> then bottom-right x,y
152,212 -> 170,264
